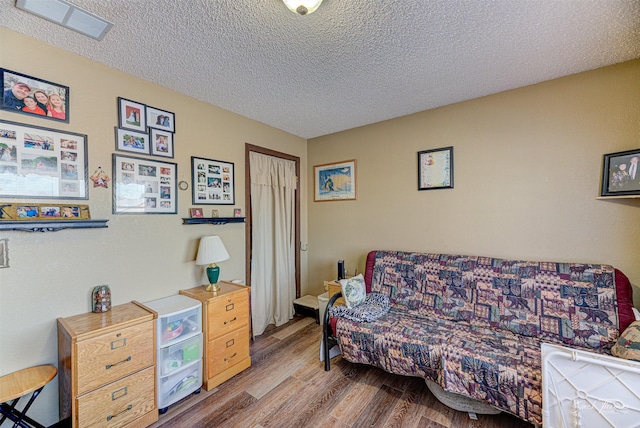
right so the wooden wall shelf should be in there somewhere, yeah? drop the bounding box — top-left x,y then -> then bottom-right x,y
0,219 -> 108,232
182,217 -> 246,225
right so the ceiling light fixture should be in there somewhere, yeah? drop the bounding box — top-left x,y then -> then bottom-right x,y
15,0 -> 113,41
282,0 -> 323,16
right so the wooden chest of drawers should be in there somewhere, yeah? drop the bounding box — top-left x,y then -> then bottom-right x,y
57,302 -> 158,428
180,282 -> 251,390
328,280 -> 345,306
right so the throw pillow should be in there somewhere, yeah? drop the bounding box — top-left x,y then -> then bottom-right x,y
340,274 -> 366,308
611,321 -> 640,361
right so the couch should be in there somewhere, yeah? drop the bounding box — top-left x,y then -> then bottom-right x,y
323,250 -> 636,425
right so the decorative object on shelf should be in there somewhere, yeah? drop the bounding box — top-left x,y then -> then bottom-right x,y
191,156 -> 235,205
0,203 -> 90,220
190,208 -> 204,218
90,166 -> 110,188
117,97 -> 147,132
112,153 -> 178,214
91,285 -> 111,313
0,119 -> 88,199
196,235 -> 230,292
600,148 -> 640,197
115,127 -> 150,155
146,105 -> 175,133
314,159 -> 357,201
211,209 -> 219,218
418,146 -> 453,191
182,217 -> 245,225
150,128 -> 174,158
1,68 -> 69,123
282,0 -> 323,15
178,180 -> 189,191
0,238 -> 8,268
234,208 -> 242,218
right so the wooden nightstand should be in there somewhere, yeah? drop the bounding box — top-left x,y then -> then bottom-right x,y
180,282 -> 251,391
327,280 -> 345,306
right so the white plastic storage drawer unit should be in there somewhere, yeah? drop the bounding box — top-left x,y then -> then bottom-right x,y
143,294 -> 203,414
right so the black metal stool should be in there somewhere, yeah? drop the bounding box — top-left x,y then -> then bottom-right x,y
0,365 -> 57,428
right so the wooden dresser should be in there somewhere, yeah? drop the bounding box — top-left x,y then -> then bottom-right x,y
57,302 -> 157,428
328,280 -> 346,306
180,282 -> 251,390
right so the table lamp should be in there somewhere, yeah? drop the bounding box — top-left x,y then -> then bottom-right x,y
196,235 -> 230,292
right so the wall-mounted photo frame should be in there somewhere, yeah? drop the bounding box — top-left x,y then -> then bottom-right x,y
147,106 -> 175,133
118,97 -> 147,132
191,156 -> 235,205
418,146 -> 453,191
0,119 -> 88,199
211,209 -> 219,218
150,128 -> 174,158
1,68 -> 69,123
115,127 -> 150,155
112,153 -> 177,214
314,159 -> 357,202
600,148 -> 640,196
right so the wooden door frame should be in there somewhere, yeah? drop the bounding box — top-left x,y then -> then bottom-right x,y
245,144 -> 301,298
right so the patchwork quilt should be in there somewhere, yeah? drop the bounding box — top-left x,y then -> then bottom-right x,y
333,251 -> 622,425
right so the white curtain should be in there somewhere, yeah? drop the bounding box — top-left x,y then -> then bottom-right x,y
250,151 -> 297,337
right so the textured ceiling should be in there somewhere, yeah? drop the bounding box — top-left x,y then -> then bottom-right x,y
1,0 -> 639,139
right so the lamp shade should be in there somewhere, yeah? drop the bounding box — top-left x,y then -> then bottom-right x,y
282,0 -> 323,15
196,236 -> 230,265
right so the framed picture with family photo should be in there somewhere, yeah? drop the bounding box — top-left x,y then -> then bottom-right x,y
1,68 -> 69,123
118,97 -> 147,132
147,106 -> 175,133
112,153 -> 177,214
600,148 -> 640,197
0,119 -> 88,199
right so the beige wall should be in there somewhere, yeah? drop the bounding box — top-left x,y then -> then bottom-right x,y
0,28 -> 307,425
307,59 -> 640,307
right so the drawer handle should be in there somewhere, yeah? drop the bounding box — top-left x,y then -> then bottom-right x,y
112,386 -> 128,401
110,338 -> 127,350
106,356 -> 131,370
224,317 -> 237,325
224,352 -> 237,362
225,303 -> 235,311
225,339 -> 235,348
107,405 -> 132,421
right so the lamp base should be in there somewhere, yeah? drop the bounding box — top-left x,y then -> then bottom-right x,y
205,283 -> 220,293
205,263 -> 221,292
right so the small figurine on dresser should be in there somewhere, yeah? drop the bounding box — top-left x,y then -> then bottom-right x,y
92,285 -> 111,313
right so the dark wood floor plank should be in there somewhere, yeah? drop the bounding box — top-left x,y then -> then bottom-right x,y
150,316 -> 534,428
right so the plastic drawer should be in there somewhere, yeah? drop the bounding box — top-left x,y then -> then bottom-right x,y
158,305 -> 201,347
159,333 -> 203,376
158,360 -> 202,409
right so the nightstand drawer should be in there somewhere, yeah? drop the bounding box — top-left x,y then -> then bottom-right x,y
77,366 -> 155,428
207,327 -> 250,378
207,293 -> 249,340
76,321 -> 154,395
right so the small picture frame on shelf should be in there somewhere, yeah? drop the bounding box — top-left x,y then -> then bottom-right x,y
190,208 -> 204,218
118,97 -> 146,132
211,209 -> 219,218
234,208 -> 242,218
600,148 -> 640,196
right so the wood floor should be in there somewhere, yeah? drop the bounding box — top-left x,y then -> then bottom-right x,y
149,316 -> 534,428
